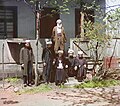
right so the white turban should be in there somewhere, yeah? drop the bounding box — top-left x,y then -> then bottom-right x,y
58,50 -> 64,54
78,50 -> 83,55
45,39 -> 52,45
56,19 -> 62,24
68,49 -> 74,54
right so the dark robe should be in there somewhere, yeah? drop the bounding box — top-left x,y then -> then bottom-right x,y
67,56 -> 77,77
20,46 -> 34,85
54,56 -> 66,85
75,57 -> 87,81
20,47 -> 34,76
42,47 -> 53,83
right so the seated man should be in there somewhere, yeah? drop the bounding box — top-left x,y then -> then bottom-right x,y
67,49 -> 77,77
74,50 -> 88,82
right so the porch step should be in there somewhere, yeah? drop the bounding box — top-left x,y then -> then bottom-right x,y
64,77 -> 80,86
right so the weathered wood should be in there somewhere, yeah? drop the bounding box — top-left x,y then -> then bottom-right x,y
2,42 -> 5,89
80,12 -> 84,38
73,40 -> 88,55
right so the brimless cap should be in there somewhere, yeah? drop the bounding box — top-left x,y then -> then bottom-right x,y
78,50 -> 83,55
45,39 -> 52,45
68,49 -> 74,54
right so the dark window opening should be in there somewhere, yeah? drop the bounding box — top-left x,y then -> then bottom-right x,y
39,7 -> 60,38
75,8 -> 94,37
0,6 -> 17,39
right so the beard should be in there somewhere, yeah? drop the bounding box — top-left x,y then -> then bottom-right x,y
79,56 -> 83,59
69,55 -> 73,58
57,23 -> 62,29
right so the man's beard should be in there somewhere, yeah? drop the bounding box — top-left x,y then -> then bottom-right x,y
57,23 -> 62,29
69,56 -> 73,58
79,57 -> 83,59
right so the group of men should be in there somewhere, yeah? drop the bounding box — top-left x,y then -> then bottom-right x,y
42,19 -> 88,86
20,19 -> 88,87
42,41 -> 88,86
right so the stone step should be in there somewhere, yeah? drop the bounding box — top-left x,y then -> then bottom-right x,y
64,77 -> 80,86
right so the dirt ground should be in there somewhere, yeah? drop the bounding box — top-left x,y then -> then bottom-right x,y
0,79 -> 120,106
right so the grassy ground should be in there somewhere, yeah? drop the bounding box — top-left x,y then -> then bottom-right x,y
18,84 -> 52,94
5,77 -> 21,83
74,79 -> 120,88
0,77 -> 120,106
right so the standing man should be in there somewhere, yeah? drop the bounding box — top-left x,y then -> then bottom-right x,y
53,50 -> 66,86
42,39 -> 53,84
20,40 -> 34,87
52,19 -> 67,54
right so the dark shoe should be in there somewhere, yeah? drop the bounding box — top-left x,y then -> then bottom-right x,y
47,81 -> 49,84
62,82 -> 64,85
78,80 -> 83,82
55,82 -> 59,86
31,81 -> 35,85
24,84 -> 27,87
28,83 -> 32,86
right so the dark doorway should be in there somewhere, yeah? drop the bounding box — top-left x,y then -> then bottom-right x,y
75,8 -> 94,37
40,7 -> 60,38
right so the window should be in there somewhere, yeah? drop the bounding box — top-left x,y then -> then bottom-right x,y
0,6 -> 17,39
39,7 -> 60,38
75,8 -> 94,37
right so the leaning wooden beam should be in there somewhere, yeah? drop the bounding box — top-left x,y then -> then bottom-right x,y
73,40 -> 88,55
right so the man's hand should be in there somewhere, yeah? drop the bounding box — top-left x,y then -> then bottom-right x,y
21,64 -> 24,67
65,65 -> 68,68
21,64 -> 24,69
74,66 -> 78,70
53,61 -> 55,64
53,59 -> 56,64
84,64 -> 87,67
43,62 -> 46,66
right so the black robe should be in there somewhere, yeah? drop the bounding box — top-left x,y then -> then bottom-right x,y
20,47 -> 34,76
42,47 -> 53,83
54,56 -> 66,84
67,56 -> 77,77
75,57 -> 87,81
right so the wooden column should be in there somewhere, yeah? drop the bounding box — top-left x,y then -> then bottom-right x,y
80,12 -> 84,39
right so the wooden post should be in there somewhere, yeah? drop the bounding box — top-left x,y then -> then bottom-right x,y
35,11 -> 40,86
2,42 -> 5,89
80,12 -> 84,39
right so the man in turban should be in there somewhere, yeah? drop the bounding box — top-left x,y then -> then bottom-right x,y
52,19 -> 67,54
